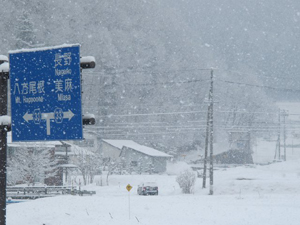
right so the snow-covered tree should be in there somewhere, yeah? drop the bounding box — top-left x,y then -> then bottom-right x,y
15,10 -> 38,49
176,170 -> 196,194
7,147 -> 58,186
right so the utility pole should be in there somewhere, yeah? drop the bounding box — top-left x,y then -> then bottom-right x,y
202,104 -> 210,188
277,109 -> 281,161
209,69 -> 214,195
282,110 -> 288,161
0,56 -> 9,225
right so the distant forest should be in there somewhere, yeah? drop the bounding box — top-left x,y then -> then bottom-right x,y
1,0 -> 298,151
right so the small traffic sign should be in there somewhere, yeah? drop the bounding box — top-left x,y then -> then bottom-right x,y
126,184 -> 133,192
9,44 -> 83,141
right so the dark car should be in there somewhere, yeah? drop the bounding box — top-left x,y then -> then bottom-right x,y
137,182 -> 158,195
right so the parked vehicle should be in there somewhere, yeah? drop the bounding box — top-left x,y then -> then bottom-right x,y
137,182 -> 158,195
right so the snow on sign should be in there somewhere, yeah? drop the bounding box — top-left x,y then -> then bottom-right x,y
9,44 -> 83,142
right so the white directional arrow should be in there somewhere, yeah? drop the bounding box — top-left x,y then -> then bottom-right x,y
23,109 -> 75,135
64,109 -> 75,121
23,112 -> 33,123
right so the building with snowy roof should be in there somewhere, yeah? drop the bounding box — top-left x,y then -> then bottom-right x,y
101,139 -> 172,174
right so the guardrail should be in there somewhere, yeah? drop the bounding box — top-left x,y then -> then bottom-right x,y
6,186 -> 96,199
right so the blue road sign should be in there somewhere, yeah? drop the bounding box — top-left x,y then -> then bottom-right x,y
9,44 -> 83,142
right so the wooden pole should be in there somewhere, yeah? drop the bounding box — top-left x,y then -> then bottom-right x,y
209,69 -> 214,195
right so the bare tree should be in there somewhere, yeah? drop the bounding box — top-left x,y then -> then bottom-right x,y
7,147 -> 57,186
69,145 -> 95,186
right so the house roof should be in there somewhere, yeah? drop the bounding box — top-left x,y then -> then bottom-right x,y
102,139 -> 172,158
56,141 -> 94,156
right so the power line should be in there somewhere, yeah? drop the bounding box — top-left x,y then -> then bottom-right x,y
84,126 -> 300,138
82,67 -> 300,92
218,79 -> 300,92
83,103 -> 210,110
83,105 -> 296,117
85,109 -> 280,119
122,78 -> 210,86
221,69 -> 299,82
95,130 -> 207,136
84,117 -> 300,131
86,119 -> 300,128
82,67 -> 212,76
99,121 -> 170,125
84,127 -> 299,136
216,110 -> 278,115
83,68 -> 300,83
83,78 -> 210,87
97,110 -> 208,118
83,75 -> 300,93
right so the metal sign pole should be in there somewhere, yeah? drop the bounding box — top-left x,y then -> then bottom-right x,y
0,65 -> 9,225
126,184 -> 132,220
129,191 -> 131,220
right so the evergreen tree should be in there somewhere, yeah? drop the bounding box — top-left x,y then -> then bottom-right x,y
15,10 -> 38,49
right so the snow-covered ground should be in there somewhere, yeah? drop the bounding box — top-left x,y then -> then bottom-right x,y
7,159 -> 300,225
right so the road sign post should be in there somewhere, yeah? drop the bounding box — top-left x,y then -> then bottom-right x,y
0,47 -> 96,225
126,184 -> 133,220
0,57 -> 9,225
9,44 -> 83,141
